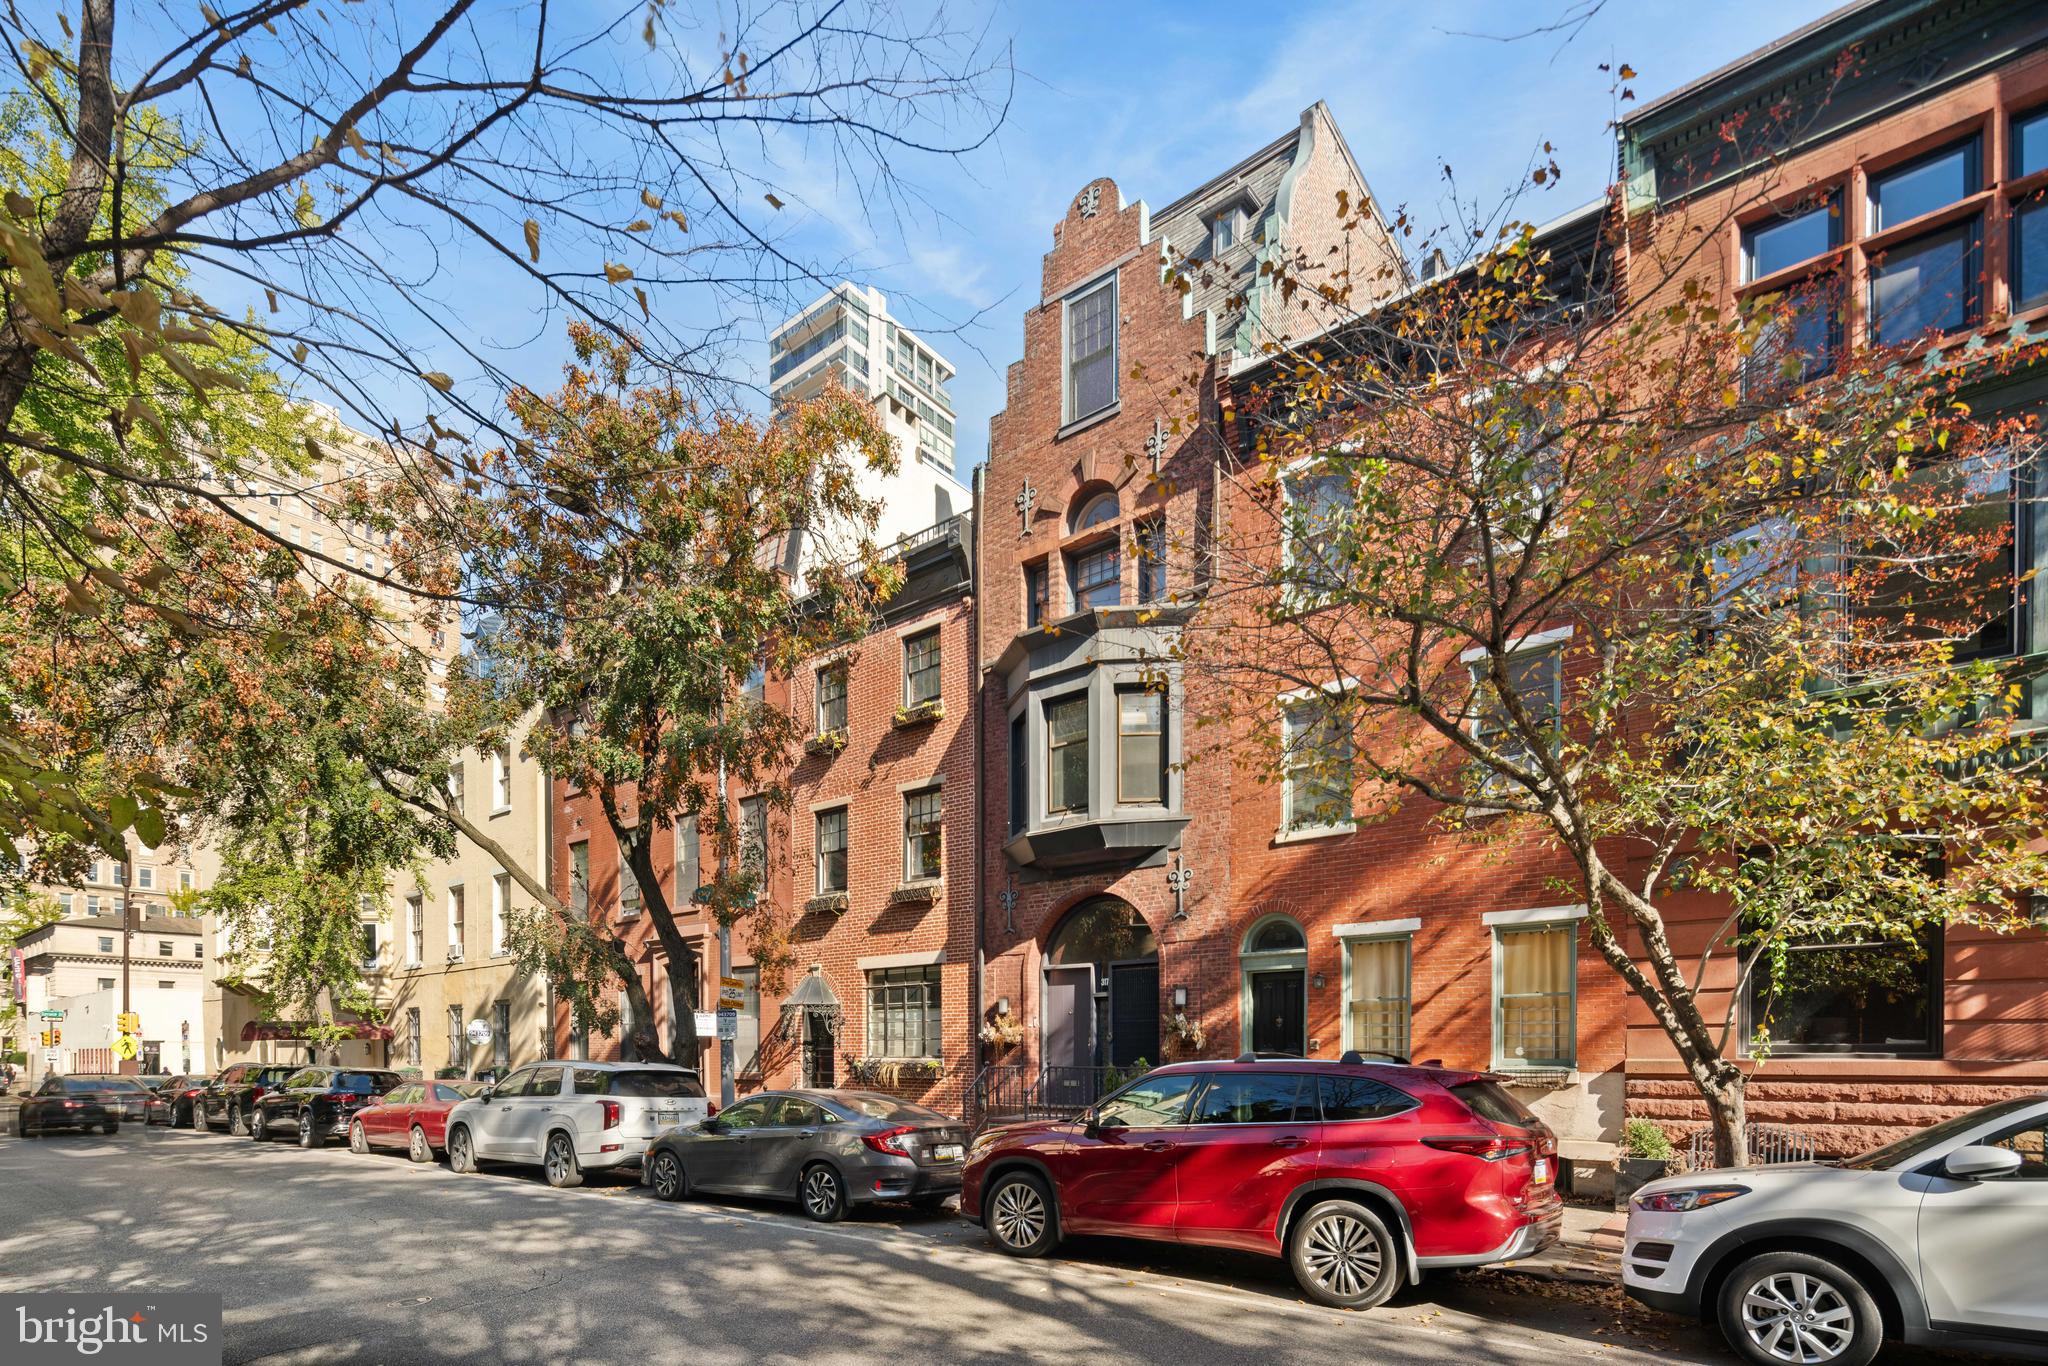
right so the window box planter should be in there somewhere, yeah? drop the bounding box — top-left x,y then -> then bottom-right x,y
892,699 -> 945,729
846,1057 -> 943,1086
888,881 -> 941,907
804,731 -> 849,757
803,892 -> 849,916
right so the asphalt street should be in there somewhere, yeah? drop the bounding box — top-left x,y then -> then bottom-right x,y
0,1113 -> 1969,1366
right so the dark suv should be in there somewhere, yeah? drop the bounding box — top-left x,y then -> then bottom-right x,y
252,1067 -> 405,1148
199,1063 -> 301,1135
961,1056 -> 1561,1309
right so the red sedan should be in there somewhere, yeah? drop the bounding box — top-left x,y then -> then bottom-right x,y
348,1079 -> 485,1163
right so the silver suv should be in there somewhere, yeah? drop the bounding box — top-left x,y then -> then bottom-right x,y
444,1060 -> 708,1188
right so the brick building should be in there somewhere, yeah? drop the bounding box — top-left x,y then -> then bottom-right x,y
1609,0 -> 2048,1154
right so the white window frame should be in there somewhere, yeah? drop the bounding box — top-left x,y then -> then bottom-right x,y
406,893 -> 424,967
447,883 -> 466,959
1276,677 -> 1358,840
1062,272 -> 1119,424
1334,919 -> 1419,1060
491,870 -> 510,957
1487,906 -> 1586,1072
1461,633 -> 1567,794
491,745 -> 513,814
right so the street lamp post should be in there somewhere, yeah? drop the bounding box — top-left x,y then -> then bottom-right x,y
119,838 -> 136,1076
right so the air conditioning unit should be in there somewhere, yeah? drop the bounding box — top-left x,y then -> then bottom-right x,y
445,945 -> 464,963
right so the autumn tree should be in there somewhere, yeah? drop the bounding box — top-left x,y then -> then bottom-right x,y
1182,189 -> 2048,1166
367,326 -> 902,1066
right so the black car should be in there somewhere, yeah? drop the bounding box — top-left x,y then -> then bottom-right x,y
147,1074 -> 211,1128
198,1062 -> 301,1135
21,1075 -> 152,1135
250,1066 -> 405,1148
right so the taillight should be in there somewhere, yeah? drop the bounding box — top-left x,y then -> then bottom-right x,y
862,1125 -> 916,1158
249,1086 -> 266,1100
183,1089 -> 203,1099
1423,1134 -> 1532,1161
706,1100 -> 719,1118
60,1100 -> 83,1109
600,1100 -> 622,1130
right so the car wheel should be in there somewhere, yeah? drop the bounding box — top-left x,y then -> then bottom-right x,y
349,1120 -> 369,1155
298,1110 -> 322,1150
649,1149 -> 685,1202
799,1162 -> 846,1223
1717,1251 -> 1882,1366
409,1126 -> 433,1164
101,1119 -> 118,1135
447,1125 -> 477,1174
1287,1200 -> 1403,1310
20,1114 -> 36,1138
249,1108 -> 266,1142
542,1132 -> 582,1189
983,1170 -> 1058,1257
229,1102 -> 249,1137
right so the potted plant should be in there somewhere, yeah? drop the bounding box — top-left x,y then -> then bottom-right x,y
979,1015 -> 1025,1050
1616,1117 -> 1674,1208
1162,1010 -> 1205,1055
892,699 -> 945,728
803,729 -> 848,756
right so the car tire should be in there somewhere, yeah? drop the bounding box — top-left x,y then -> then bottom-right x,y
174,1102 -> 191,1130
983,1170 -> 1059,1257
229,1102 -> 249,1137
1287,1200 -> 1403,1311
349,1120 -> 369,1155
447,1124 -> 477,1174
101,1119 -> 118,1135
649,1149 -> 685,1202
1716,1250 -> 1883,1366
799,1162 -> 846,1223
249,1108 -> 267,1142
20,1114 -> 36,1138
409,1126 -> 433,1164
542,1131 -> 582,1189
298,1109 -> 322,1150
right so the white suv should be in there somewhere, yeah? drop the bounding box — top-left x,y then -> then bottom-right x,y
1624,1094 -> 2048,1366
445,1060 -> 708,1188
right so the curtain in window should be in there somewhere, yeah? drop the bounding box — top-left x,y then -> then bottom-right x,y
1499,926 -> 1573,1066
1346,938 -> 1410,1059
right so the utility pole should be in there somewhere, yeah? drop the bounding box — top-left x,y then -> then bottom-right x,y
716,747 -> 735,1112
119,837 -> 136,1076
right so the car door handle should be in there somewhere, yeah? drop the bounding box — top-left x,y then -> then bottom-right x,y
798,1130 -> 817,1138
1142,1140 -> 1175,1152
1270,1137 -> 1308,1149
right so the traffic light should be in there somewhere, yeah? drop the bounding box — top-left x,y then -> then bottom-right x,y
49,1028 -> 59,1046
116,1012 -> 140,1035
38,1030 -> 49,1046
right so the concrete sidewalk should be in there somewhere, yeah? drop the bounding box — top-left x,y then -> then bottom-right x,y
1494,1204 -> 1625,1284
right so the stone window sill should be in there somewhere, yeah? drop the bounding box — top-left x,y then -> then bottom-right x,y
1055,402 -> 1121,442
1273,822 -> 1356,846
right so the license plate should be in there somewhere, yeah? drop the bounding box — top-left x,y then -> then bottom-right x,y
1533,1157 -> 1552,1183
931,1143 -> 962,1162
651,1108 -> 681,1125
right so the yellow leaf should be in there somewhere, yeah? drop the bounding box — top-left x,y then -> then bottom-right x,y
422,371 -> 454,393
634,286 -> 650,321
523,218 -> 540,264
264,288 -> 278,313
665,210 -> 688,233
640,189 -> 664,211
604,262 -> 634,284
764,193 -> 784,210
625,219 -> 652,233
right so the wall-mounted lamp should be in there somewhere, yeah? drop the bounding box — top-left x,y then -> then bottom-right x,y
1171,985 -> 1188,1010
1311,974 -> 1325,990
995,996 -> 1011,1017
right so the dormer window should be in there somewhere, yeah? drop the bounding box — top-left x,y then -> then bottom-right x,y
1210,203 -> 1250,254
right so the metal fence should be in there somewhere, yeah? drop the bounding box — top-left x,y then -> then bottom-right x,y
969,1064 -> 1126,1130
1683,1123 -> 1817,1170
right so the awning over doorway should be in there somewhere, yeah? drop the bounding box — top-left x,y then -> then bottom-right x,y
240,1018 -> 395,1042
777,963 -> 843,1039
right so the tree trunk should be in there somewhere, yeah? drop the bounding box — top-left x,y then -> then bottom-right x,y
1700,1068 -> 1750,1169
615,810 -> 703,1069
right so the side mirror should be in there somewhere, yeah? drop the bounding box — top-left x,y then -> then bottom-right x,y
1942,1144 -> 2023,1181
476,1086 -> 495,1101
698,1117 -> 724,1133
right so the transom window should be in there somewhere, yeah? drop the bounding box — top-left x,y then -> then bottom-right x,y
867,965 -> 941,1059
903,629 -> 941,707
815,808 -> 847,894
1072,491 -> 1118,533
1065,277 -> 1118,421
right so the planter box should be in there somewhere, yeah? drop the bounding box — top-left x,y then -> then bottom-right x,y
888,882 -> 941,907
1614,1156 -> 1670,1210
803,732 -> 848,757
803,892 -> 849,915
892,700 -> 945,729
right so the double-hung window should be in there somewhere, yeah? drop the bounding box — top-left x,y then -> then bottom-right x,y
1116,688 -> 1166,806
1068,541 -> 1120,611
569,843 -> 590,914
1470,645 -> 1563,788
867,965 -> 941,1059
1282,464 -> 1351,599
1064,276 -> 1117,421
903,788 -> 942,881
492,745 -> 513,811
448,885 -> 466,955
1868,139 -> 1982,346
1282,693 -> 1351,832
1344,934 -> 1412,1061
1495,920 -> 1576,1069
816,663 -> 848,736
407,894 -> 424,966
1135,519 -> 1167,603
903,629 -> 941,707
816,808 -> 848,894
1025,562 -> 1049,628
739,797 -> 767,880
2015,108 -> 2048,311
1740,195 -> 1842,390
491,871 -> 510,955
618,852 -> 641,917
1046,697 -> 1089,815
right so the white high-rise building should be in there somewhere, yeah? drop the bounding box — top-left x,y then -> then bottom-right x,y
769,283 -> 965,542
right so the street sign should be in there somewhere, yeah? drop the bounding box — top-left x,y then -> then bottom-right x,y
716,1009 -> 738,1041
465,1018 -> 492,1047
10,947 -> 23,1004
717,976 -> 746,1010
38,1009 -> 64,1021
692,1011 -> 716,1037
112,1034 -> 139,1061
42,1049 -> 57,1065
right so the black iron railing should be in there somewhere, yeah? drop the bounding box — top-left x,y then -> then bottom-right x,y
968,1063 -> 1129,1130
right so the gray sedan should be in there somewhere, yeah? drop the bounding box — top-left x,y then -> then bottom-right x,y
641,1089 -> 968,1222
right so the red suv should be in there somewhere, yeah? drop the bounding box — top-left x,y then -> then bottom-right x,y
961,1055 -> 1562,1308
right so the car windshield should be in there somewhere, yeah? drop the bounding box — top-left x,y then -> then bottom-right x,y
831,1093 -> 953,1122
581,1069 -> 706,1098
443,1082 -> 485,1099
65,1077 -> 145,1093
256,1067 -> 298,1085
1836,1096 -> 2043,1170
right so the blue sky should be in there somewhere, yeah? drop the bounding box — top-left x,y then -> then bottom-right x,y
792,0 -> 1845,471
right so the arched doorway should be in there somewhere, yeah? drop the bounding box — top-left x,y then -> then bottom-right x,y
1042,897 -> 1159,1079
1240,914 -> 1308,1056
